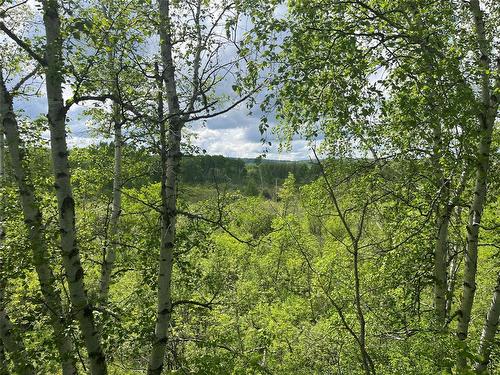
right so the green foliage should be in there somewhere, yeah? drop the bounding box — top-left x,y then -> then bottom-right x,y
1,140 -> 499,373
1,0 -> 498,373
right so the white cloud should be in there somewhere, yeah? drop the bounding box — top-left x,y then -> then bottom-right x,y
190,122 -> 312,160
14,84 -> 311,160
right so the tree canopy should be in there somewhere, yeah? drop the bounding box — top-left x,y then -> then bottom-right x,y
0,0 -> 498,374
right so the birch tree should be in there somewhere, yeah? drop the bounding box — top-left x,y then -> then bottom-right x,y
0,61 -> 5,375
94,1 -> 127,307
0,65 -> 78,374
456,1 -> 499,365
238,2 -> 499,372
148,0 -> 251,371
56,0 -> 148,309
41,0 -> 107,371
1,0 -> 108,372
98,93 -> 122,306
475,272 -> 500,373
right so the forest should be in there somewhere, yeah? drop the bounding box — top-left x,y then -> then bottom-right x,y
0,0 -> 498,374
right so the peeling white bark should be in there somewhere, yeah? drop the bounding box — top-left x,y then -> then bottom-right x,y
457,0 -> 499,347
99,108 -> 122,305
0,69 -> 77,375
0,108 -> 4,181
456,0 -> 499,369
431,125 -> 449,326
475,272 -> 500,373
40,0 -> 107,373
147,13 -> 182,365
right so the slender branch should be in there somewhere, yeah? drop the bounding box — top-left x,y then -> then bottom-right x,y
0,0 -> 28,17
0,22 -> 46,65
11,65 -> 39,92
312,148 -> 356,243
177,209 -> 255,246
186,85 -> 263,122
171,300 -> 213,309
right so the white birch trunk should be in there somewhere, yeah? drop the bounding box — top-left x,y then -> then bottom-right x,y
0,87 -> 8,375
456,77 -> 495,343
0,109 -> 4,181
434,191 -> 449,326
456,0 -> 499,362
98,107 -> 122,305
41,0 -> 107,373
444,179 -> 467,320
98,12 -> 123,306
148,0 -> 208,371
147,21 -> 183,367
0,70 -> 77,374
474,272 -> 500,373
445,243 -> 461,319
431,121 -> 449,327
0,146 -> 10,375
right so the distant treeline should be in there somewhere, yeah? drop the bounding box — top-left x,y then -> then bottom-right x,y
69,143 -> 320,196
180,154 -> 320,193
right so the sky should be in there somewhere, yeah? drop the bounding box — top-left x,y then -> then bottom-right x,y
4,0 -> 311,161
15,94 -> 312,161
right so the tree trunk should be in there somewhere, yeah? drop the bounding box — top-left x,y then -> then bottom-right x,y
0,108 -> 4,181
99,108 -> 122,305
98,9 -> 123,307
434,193 -> 450,326
445,205 -> 464,319
445,243 -> 461,319
0,89 -> 8,375
456,1 -> 499,367
353,247 -> 375,375
148,0 -> 183,368
0,70 -> 78,375
41,0 -> 107,373
0,138 -> 10,375
147,0 -> 183,367
474,272 -> 500,373
315,152 -> 375,374
456,79 -> 495,344
0,269 -> 34,375
431,121 -> 449,327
